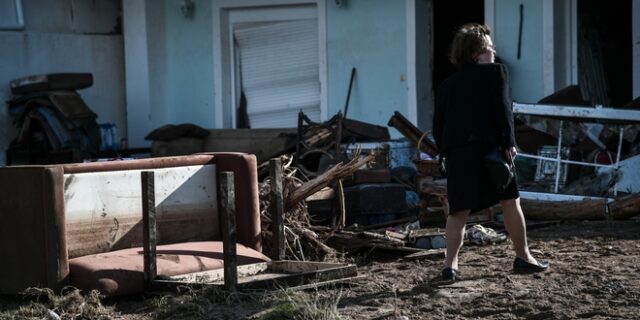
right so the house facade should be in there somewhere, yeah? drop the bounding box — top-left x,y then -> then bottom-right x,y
1,0 -> 639,165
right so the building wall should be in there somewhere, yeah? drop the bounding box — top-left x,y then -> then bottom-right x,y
493,0 -> 545,103
0,0 -> 124,165
326,0 -> 408,133
146,3 -> 170,132
164,0 -> 215,128
147,0 -> 408,137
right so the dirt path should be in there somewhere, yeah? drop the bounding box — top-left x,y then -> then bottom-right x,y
339,219 -> 640,319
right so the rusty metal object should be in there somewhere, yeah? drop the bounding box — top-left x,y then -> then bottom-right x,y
387,111 -> 439,157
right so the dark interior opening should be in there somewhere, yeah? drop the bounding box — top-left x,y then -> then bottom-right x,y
578,0 -> 632,107
432,1 -> 484,91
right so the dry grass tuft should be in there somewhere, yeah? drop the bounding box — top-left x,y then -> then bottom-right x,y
0,287 -> 111,320
257,288 -> 344,320
151,285 -> 271,320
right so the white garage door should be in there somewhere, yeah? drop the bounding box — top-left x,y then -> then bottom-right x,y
234,18 -> 321,128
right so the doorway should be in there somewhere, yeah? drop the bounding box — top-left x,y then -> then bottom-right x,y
577,0 -> 632,107
213,1 -> 327,129
432,1 -> 484,90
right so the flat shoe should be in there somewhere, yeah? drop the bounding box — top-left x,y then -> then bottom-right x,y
441,267 -> 460,281
513,257 -> 549,273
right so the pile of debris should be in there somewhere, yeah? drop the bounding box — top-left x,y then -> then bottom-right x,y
256,98 -> 640,262
5,73 -> 101,165
257,111 -> 506,262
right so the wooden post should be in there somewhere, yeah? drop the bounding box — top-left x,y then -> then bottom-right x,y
141,171 -> 157,286
269,158 -> 285,260
220,171 -> 237,291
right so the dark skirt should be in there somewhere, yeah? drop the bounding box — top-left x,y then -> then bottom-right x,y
445,142 -> 519,214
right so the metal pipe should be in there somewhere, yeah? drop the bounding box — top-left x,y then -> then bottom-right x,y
343,68 -> 356,118
554,121 -> 564,193
517,153 -> 618,169
613,127 -> 624,196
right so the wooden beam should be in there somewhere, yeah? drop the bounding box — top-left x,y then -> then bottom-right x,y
269,158 -> 285,261
220,171 -> 237,291
608,193 -> 640,220
520,198 -> 607,220
141,171 -> 157,286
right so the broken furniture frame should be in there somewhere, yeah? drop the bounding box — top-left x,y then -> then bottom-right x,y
141,163 -> 356,292
513,103 -> 640,196
295,111 -> 344,178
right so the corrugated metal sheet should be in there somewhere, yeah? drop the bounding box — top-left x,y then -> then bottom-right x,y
234,19 -> 320,128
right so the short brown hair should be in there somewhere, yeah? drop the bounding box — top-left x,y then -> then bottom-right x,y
448,23 -> 492,68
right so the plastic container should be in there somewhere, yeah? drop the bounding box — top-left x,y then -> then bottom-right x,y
342,139 -> 416,169
99,123 -> 118,151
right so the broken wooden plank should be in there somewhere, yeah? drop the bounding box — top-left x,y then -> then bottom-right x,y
360,231 -> 406,244
220,171 -> 237,291
286,275 -> 365,291
384,230 -> 408,240
305,187 -> 334,201
153,260 -> 357,291
369,245 -> 425,253
408,228 -> 445,239
295,227 -> 335,255
286,153 -> 375,211
403,249 -> 446,261
141,171 -> 157,287
326,230 -> 407,251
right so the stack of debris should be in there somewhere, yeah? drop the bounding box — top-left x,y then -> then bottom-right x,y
257,110 -> 516,261
6,73 -> 101,165
515,86 -> 640,196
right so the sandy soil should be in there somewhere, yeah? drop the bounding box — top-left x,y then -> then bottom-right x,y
2,219 -> 639,319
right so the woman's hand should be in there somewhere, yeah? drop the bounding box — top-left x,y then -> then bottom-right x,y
505,146 -> 517,162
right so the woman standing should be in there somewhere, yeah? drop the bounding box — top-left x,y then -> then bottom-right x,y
433,23 -> 549,281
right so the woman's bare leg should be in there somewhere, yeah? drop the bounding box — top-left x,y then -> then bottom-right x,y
444,209 -> 470,269
500,197 -> 537,263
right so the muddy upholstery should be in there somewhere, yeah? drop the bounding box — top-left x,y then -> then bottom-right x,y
69,241 -> 268,296
0,153 -> 264,296
0,166 -> 68,294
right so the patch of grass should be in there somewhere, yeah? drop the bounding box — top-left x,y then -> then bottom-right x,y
152,285 -> 273,320
0,287 -> 111,320
258,288 -> 344,320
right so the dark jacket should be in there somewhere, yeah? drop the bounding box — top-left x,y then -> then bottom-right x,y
432,63 -> 516,155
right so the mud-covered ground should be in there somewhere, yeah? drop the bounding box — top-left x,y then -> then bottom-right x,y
2,219 -> 639,319
339,219 -> 640,319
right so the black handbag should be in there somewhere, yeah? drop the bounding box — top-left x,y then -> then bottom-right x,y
485,147 -> 514,192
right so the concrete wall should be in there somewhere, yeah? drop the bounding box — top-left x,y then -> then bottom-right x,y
0,0 -> 124,165
326,0 -> 408,133
493,0 -> 545,103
